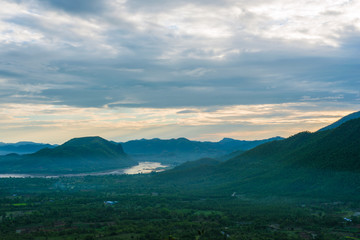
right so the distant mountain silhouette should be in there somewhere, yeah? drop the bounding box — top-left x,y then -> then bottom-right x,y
0,136 -> 136,174
317,110 -> 360,131
0,142 -> 55,155
121,136 -> 283,164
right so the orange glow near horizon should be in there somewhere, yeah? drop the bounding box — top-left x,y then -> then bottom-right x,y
0,102 -> 356,144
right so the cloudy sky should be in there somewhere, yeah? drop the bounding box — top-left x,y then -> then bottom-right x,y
0,0 -> 359,144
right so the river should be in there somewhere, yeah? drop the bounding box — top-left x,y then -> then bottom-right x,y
0,162 -> 169,178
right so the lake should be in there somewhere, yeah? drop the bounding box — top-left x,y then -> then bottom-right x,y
0,162 -> 169,178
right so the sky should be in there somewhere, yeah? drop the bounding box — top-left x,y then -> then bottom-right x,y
0,0 -> 359,144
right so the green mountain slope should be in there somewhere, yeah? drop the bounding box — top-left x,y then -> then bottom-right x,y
154,117 -> 360,199
34,136 -> 126,160
158,157 -> 221,181
0,136 -> 136,174
317,110 -> 360,131
224,117 -> 360,171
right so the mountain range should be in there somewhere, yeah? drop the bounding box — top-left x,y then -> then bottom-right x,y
0,136 -> 283,165
155,114 -> 360,199
121,136 -> 283,164
0,142 -> 56,155
0,110 -> 359,189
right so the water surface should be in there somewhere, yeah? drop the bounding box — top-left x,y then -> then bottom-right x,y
0,162 -> 168,178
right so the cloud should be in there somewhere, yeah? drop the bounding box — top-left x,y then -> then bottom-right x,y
38,0 -> 105,14
0,0 -> 359,142
0,101 -> 357,143
177,109 -> 199,114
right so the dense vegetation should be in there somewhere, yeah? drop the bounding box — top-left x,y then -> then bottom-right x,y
1,176 -> 359,240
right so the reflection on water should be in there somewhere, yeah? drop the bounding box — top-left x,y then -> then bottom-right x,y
123,162 -> 167,174
0,162 -> 168,178
0,174 -> 32,178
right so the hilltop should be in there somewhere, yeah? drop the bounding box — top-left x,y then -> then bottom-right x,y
0,136 -> 136,174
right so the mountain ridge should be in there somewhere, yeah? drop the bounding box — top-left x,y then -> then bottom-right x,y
154,115 -> 360,199
317,110 -> 360,131
121,136 -> 283,164
0,136 -> 136,174
0,142 -> 56,155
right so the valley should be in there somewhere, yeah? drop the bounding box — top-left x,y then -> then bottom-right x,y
0,162 -> 169,178
0,111 -> 359,239
2,1 -> 359,239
